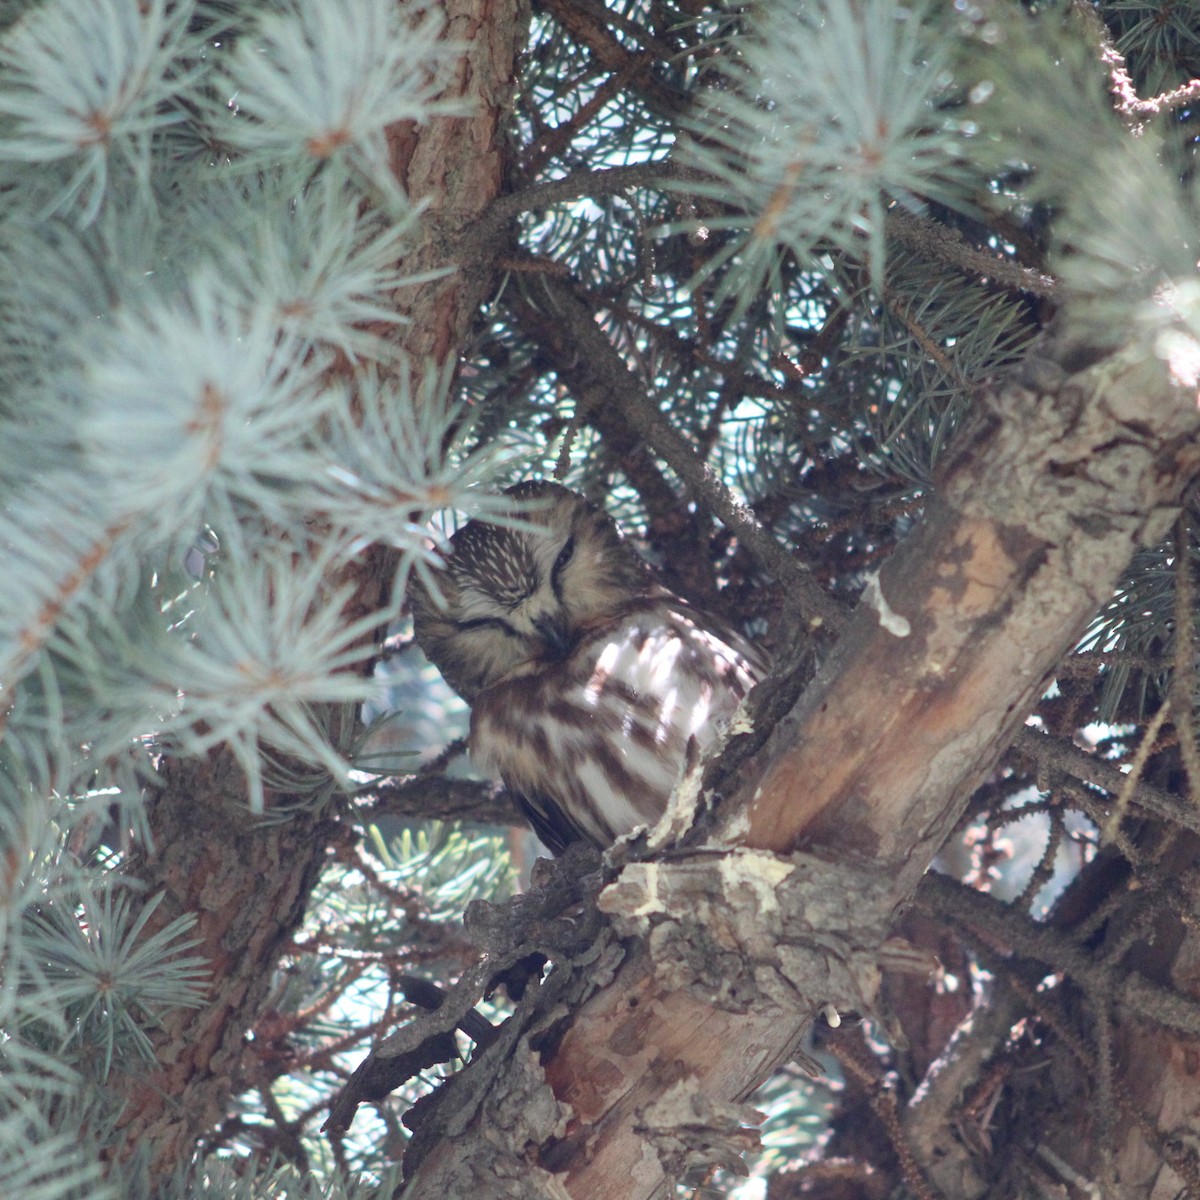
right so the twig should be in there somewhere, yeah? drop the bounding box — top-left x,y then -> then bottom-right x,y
1056,648 -> 1172,674
1171,515 -> 1200,806
523,61 -> 642,176
919,872 -> 1200,1038
886,207 -> 1057,299
884,288 -> 969,388
1101,699 -> 1172,844
539,0 -> 690,119
358,775 -> 522,829
1093,1002 -> 1117,1200
1015,807 -> 1067,911
904,981 -> 1021,1186
464,161 -> 705,262
471,165 -> 1057,310
1070,0 -> 1200,130
1012,726 -> 1200,835
829,1028 -> 945,1200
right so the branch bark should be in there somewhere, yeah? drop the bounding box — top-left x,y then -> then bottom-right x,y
400,329 -> 1200,1198
506,274 -> 846,634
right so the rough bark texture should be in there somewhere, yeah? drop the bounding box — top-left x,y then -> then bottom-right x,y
109,752 -> 339,1173
384,0 -> 526,365
736,344 -> 1198,875
108,0 -> 527,1178
398,332 -> 1200,1199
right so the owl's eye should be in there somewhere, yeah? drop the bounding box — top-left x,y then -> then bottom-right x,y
550,536 -> 576,595
458,616 -> 520,638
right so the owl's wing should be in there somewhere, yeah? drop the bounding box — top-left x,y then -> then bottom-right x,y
469,602 -> 767,854
510,789 -> 580,857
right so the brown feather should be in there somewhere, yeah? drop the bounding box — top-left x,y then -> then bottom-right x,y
408,483 -> 768,852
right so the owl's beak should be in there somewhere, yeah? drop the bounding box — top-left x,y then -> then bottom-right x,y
534,613 -> 576,661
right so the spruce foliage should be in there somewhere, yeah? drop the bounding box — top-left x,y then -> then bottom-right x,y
2,0 -> 1199,1196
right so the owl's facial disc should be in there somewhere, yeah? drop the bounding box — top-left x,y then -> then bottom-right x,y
410,480 -> 655,700
455,527 -> 580,665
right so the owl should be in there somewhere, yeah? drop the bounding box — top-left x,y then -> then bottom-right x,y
408,480 -> 769,854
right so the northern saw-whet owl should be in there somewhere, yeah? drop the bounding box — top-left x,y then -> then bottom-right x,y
408,481 -> 769,854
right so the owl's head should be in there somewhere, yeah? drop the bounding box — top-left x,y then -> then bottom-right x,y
409,480 -> 653,701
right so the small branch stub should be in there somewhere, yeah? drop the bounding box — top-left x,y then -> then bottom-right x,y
863,570 -> 912,638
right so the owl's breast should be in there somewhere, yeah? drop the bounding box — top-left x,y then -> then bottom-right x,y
469,605 -> 764,849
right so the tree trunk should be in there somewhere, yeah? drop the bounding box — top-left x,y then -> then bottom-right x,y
108,0 -> 528,1178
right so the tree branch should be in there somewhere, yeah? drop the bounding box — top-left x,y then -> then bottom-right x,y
401,325 -> 1200,1198
886,207 -> 1057,299
1070,0 -> 1200,128
360,775 -> 523,829
1011,725 -> 1200,835
919,873 -> 1200,1038
507,271 -> 848,634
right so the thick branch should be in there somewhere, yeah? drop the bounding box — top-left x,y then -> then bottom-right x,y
401,329 -> 1200,1199
734,342 -> 1200,877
